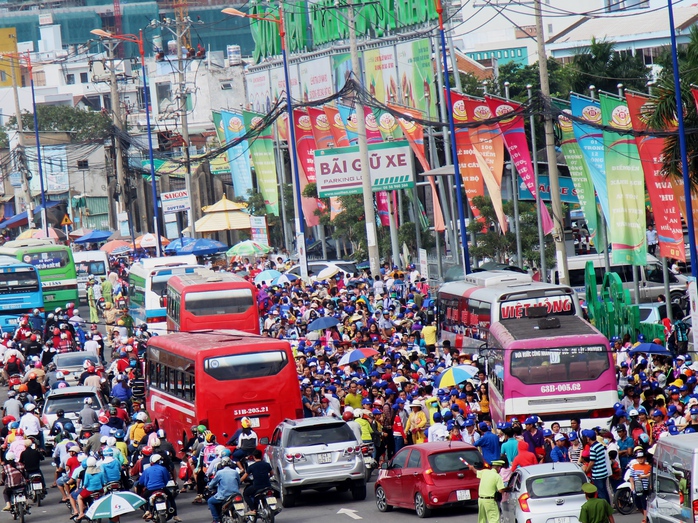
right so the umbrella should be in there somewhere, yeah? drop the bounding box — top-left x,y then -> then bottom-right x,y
74,230 -> 113,244
178,238 -> 228,256
338,348 -> 380,366
68,227 -> 92,238
111,245 -> 132,255
17,227 -> 67,241
135,233 -> 170,249
164,237 -> 195,254
100,240 -> 131,254
317,266 -> 341,280
435,364 -> 479,388
227,240 -> 272,257
628,342 -> 670,356
85,491 -> 146,520
254,269 -> 281,285
270,273 -> 298,286
307,316 -> 340,331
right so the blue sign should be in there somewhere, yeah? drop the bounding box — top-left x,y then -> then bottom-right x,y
517,175 -> 580,204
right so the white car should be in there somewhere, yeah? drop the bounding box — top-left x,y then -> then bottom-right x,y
40,385 -> 106,448
52,351 -> 100,385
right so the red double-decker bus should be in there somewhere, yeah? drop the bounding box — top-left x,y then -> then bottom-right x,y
166,269 -> 259,334
145,330 -> 303,448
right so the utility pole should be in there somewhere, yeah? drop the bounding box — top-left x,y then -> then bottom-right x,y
347,0 -> 380,276
535,0 -> 567,284
9,56 -> 33,228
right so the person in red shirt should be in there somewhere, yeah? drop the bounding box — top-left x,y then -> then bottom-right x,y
511,439 -> 538,471
57,445 -> 81,503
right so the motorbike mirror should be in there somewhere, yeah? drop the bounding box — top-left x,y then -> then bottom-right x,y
260,437 -> 269,445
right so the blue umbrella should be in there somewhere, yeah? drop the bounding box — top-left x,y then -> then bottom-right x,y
178,238 -> 227,256
628,342 -> 670,356
254,270 -> 281,285
73,230 -> 113,244
164,237 -> 195,253
271,273 -> 299,286
307,316 -> 340,331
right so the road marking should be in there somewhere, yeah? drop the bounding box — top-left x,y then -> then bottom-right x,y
337,508 -> 362,520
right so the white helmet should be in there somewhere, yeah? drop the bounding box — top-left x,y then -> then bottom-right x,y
150,454 -> 162,464
136,412 -> 148,422
83,397 -> 92,405
86,457 -> 97,467
5,452 -> 15,461
215,445 -> 226,457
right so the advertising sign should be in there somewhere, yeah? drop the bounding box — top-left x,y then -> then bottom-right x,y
518,175 -> 580,204
161,190 -> 190,214
298,57 -> 333,102
314,141 -> 414,197
395,39 -> 437,116
250,216 -> 269,246
364,46 -> 398,104
246,70 -> 272,113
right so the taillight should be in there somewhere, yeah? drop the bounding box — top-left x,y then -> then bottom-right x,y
423,468 -> 435,486
518,492 -> 531,512
692,499 -> 698,523
284,453 -> 305,462
147,317 -> 166,324
233,494 -> 243,503
343,447 -> 356,456
361,445 -> 370,455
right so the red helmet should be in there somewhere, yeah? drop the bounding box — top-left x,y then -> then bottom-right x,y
142,446 -> 153,456
2,416 -> 15,425
144,423 -> 155,434
342,411 -> 354,422
53,328 -> 60,335
87,366 -> 95,373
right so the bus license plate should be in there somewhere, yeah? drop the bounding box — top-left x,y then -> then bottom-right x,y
317,453 -> 332,464
457,490 -> 471,501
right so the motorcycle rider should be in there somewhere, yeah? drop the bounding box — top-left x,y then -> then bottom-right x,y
0,451 -> 27,512
240,449 -> 272,517
207,457 -> 241,523
138,454 -> 181,522
225,417 -> 258,464
19,438 -> 45,489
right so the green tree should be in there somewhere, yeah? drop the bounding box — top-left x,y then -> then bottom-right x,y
570,37 -> 650,94
496,58 -> 573,101
6,105 -> 112,143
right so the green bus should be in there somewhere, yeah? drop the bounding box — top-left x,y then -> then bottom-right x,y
0,239 -> 79,306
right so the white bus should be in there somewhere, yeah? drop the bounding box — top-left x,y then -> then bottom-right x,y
73,250 -> 109,301
438,270 -> 582,351
127,255 -> 201,335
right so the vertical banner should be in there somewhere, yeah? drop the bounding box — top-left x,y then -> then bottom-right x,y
395,38 -> 437,116
324,105 -> 351,147
485,95 -> 554,234
625,92 -> 685,261
292,109 -> 321,228
363,106 -> 384,144
373,108 -> 404,141
220,110 -> 253,200
242,111 -> 279,215
376,191 -> 391,226
462,97 -> 504,186
307,107 -> 334,150
570,94 -> 610,225
554,102 -> 599,247
598,93 -> 647,265
363,46 -> 398,104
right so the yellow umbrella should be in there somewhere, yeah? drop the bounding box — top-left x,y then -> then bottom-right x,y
191,210 -> 251,233
202,195 -> 248,213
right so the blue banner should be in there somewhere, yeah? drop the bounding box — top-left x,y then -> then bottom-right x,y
517,175 -> 580,204
337,104 -> 358,145
220,110 -> 253,200
569,94 -> 609,224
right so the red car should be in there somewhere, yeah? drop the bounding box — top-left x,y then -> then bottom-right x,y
374,441 -> 483,518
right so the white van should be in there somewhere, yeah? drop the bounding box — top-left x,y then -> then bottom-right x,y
73,250 -> 109,301
551,253 -> 688,303
648,433 -> 698,523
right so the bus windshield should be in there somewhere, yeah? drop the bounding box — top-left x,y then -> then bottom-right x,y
22,250 -> 71,269
510,345 -> 609,384
0,271 -> 40,294
203,351 -> 289,380
184,289 -> 254,316
76,261 -> 107,277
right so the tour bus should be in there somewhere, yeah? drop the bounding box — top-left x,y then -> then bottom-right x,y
551,253 -> 689,303
127,255 -> 201,335
146,330 -> 303,448
73,250 -> 110,301
166,269 -> 259,334
0,255 -> 43,333
0,239 -> 78,306
437,270 -> 581,350
486,313 -> 617,430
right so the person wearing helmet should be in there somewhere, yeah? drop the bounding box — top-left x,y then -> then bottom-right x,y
0,450 -> 27,511
3,350 -> 23,383
138,453 -> 180,521
75,456 -> 104,521
240,449 -> 273,517
25,373 -> 43,399
19,334 -> 42,360
192,432 -> 218,504
207,454 -> 242,523
226,417 -> 259,463
3,391 -> 22,423
78,397 -> 99,428
19,436 -> 44,490
19,404 -> 42,450
342,409 -> 363,443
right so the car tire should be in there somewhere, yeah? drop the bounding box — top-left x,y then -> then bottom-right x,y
351,482 -> 367,501
415,492 -> 432,518
375,486 -> 392,512
280,488 -> 296,508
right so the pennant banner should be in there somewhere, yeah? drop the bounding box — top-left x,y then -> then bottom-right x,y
598,93 -> 646,265
307,107 -> 335,150
337,104 -> 358,145
485,95 -> 554,235
292,109 -> 321,228
625,92 -> 685,262
323,105 -> 351,148
220,110 -> 253,200
242,111 -> 279,215
376,191 -> 391,226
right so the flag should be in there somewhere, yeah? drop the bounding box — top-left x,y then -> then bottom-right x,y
323,105 -> 350,147
242,111 -> 278,215
220,110 -> 253,200
292,109 -> 321,227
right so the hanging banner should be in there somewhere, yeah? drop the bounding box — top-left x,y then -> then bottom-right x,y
364,106 -> 385,144
376,191 -> 391,226
570,94 -> 610,225
625,92 -> 685,262
242,111 -> 278,215
298,56 -> 333,102
485,95 -> 554,234
307,107 -> 335,150
373,107 -> 404,141
598,93 -> 646,265
553,100 -> 599,248
323,105 -> 351,148
292,109 -> 321,228
220,110 -> 253,200
518,175 -> 580,204
389,103 -> 445,232
363,46 -> 398,104
395,38 -> 437,116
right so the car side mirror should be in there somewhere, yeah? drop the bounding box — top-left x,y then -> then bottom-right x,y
260,437 -> 269,445
381,462 -> 389,470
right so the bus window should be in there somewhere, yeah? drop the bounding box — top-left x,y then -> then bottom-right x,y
0,271 -> 40,294
23,250 -> 71,269
204,351 -> 289,380
185,289 -> 254,316
567,269 -> 586,288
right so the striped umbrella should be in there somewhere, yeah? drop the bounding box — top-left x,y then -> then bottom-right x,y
434,365 -> 478,388
85,492 -> 146,519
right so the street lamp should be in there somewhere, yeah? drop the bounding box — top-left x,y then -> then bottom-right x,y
90,28 -> 163,256
222,6 -> 308,279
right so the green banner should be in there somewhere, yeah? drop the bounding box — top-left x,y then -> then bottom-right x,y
599,93 -> 646,265
395,39 -> 437,117
242,111 -> 279,216
554,101 -> 598,249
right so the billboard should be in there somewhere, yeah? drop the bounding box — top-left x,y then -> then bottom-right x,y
298,57 -> 334,102
364,46 -> 398,104
246,70 -> 272,113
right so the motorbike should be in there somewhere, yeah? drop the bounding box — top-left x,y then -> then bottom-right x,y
26,474 -> 45,507
220,492 -> 247,523
7,374 -> 21,390
9,487 -> 28,523
613,480 -> 635,515
360,443 -> 377,481
148,489 -> 173,523
246,487 -> 280,523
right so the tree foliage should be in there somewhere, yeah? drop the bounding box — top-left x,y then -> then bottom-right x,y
496,58 -> 573,101
5,105 -> 112,143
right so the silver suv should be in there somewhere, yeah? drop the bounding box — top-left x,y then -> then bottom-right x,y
265,417 -> 367,508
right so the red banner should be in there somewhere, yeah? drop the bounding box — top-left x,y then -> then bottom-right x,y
292,109 -> 321,228
485,95 -> 554,235
323,105 -> 351,148
364,106 -> 384,144
307,107 -> 334,150
376,191 -> 390,226
625,92 -> 685,261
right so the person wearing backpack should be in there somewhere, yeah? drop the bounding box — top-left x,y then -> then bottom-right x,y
672,318 -> 689,355
192,432 -> 217,504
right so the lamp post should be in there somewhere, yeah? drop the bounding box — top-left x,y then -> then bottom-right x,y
91,28 -> 162,256
222,6 -> 308,279
434,0 -> 471,275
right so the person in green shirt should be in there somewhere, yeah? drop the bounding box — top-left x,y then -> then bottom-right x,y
86,281 -> 99,323
580,483 -> 615,523
467,459 -> 505,523
101,276 -> 113,306
344,381 -> 364,410
119,307 -> 134,337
